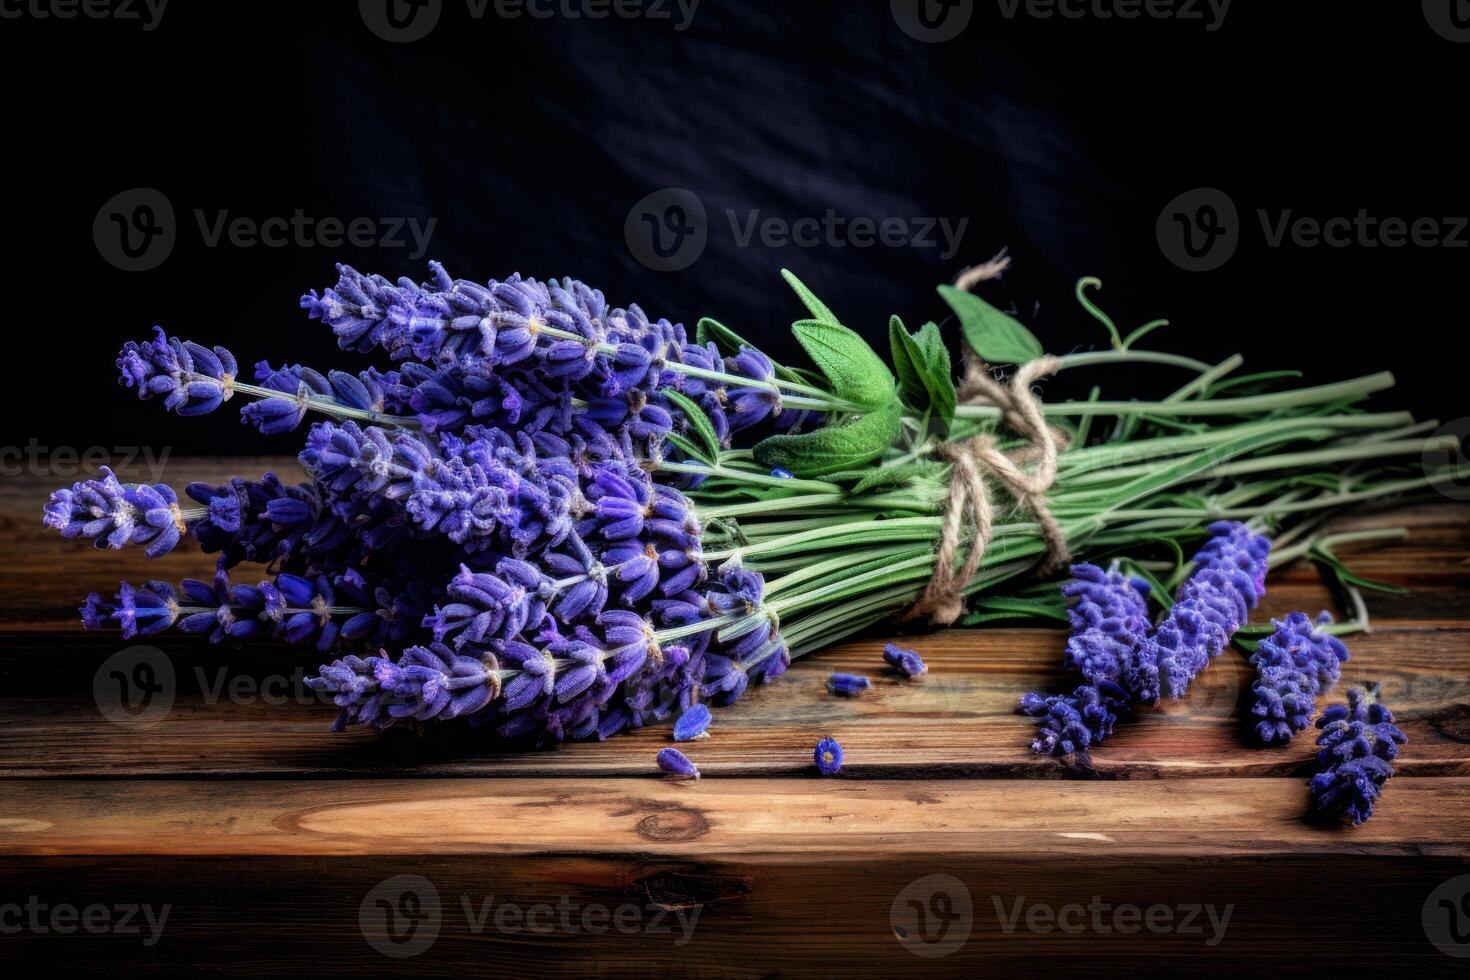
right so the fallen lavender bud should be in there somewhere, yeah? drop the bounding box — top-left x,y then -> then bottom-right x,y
657,746 -> 701,780
814,736 -> 843,775
882,642 -> 927,678
673,703 -> 712,741
826,672 -> 872,696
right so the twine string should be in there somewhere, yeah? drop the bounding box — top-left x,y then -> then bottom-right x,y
905,256 -> 1071,626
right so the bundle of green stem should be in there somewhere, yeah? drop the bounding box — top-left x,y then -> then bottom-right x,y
669,275 -> 1457,659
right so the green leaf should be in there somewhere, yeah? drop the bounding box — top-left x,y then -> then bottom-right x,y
662,389 -> 723,461
781,269 -> 840,326
753,401 -> 902,477
791,318 -> 895,408
889,316 -> 957,428
938,284 -> 1044,365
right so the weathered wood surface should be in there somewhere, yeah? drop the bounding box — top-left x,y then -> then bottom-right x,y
3,459 -> 1469,974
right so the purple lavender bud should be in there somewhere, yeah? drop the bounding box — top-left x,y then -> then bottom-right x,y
1309,687 -> 1406,824
656,746 -> 700,780
882,642 -> 928,678
673,703 -> 711,741
826,673 -> 872,696
814,736 -> 844,775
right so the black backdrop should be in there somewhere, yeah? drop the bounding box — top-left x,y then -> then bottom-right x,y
5,0 -> 1465,457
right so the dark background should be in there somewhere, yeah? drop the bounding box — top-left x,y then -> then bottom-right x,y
4,0 -> 1465,457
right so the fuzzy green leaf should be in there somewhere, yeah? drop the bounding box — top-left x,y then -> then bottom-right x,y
889,316 -> 957,428
938,284 -> 1044,365
792,318 -> 894,408
850,459 -> 945,494
753,401 -> 902,477
781,269 -> 840,326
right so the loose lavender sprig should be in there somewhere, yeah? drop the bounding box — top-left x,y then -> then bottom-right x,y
1249,611 -> 1350,745
1124,521 -> 1271,703
1019,681 -> 1131,768
1309,687 -> 1406,824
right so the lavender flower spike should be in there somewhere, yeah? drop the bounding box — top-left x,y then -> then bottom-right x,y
1249,611 -> 1350,745
44,468 -> 197,559
1124,521 -> 1271,703
1309,687 -> 1406,825
1060,563 -> 1151,687
1020,681 -> 1130,768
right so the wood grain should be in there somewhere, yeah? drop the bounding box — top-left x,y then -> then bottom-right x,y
3,460 -> 1469,974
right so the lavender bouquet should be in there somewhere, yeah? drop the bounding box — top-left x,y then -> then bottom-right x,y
45,261 -> 1457,747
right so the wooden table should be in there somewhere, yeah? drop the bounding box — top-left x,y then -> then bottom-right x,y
4,459 -> 1469,974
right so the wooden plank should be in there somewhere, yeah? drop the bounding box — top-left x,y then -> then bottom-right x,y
5,777 -> 1469,857
1,779 -> 1467,974
2,625 -> 1468,779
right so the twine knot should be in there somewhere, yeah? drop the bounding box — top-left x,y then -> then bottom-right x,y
906,255 -> 1070,626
